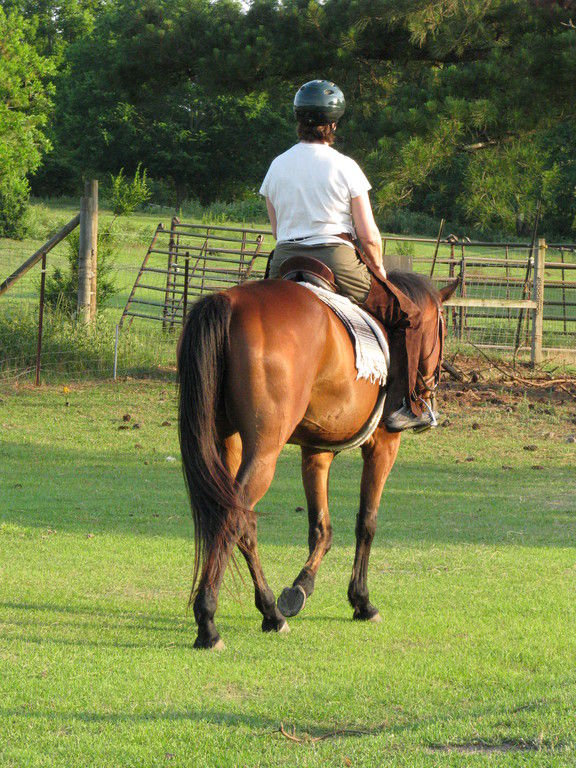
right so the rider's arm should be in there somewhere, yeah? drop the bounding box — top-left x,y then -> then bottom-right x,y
265,198 -> 278,239
351,193 -> 387,281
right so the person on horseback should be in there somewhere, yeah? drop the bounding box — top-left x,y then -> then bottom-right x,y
260,79 -> 436,432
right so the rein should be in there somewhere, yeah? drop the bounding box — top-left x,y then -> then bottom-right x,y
416,302 -> 445,403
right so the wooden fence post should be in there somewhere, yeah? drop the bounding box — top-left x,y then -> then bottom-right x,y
531,238 -> 546,365
89,180 -> 98,317
77,181 -> 97,322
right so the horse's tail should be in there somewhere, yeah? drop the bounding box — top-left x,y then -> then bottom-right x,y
177,292 -> 241,601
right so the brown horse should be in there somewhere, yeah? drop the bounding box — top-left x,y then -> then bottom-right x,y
177,273 -> 457,649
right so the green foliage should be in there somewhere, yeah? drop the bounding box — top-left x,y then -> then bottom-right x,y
45,229 -> 118,313
459,142 -> 548,236
21,0 -> 576,237
0,7 -> 54,237
108,165 -> 151,217
0,177 -> 30,239
197,195 -> 268,224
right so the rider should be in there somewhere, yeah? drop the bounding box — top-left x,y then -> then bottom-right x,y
260,79 -> 435,432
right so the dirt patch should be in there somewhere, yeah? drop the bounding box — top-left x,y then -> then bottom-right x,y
440,354 -> 576,409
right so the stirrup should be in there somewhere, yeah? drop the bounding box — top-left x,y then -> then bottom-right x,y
412,396 -> 438,433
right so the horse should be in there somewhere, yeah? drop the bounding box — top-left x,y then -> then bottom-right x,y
177,272 -> 457,649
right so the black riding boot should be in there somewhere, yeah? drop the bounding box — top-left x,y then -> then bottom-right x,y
382,329 -> 437,433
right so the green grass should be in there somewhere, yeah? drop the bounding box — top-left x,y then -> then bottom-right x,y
1,381 -> 575,766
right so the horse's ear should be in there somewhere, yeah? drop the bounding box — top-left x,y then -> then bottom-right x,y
438,277 -> 459,304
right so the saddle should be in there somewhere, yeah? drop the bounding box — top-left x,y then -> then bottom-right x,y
278,256 -> 338,293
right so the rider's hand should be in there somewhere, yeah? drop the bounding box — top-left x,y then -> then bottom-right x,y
372,264 -> 387,282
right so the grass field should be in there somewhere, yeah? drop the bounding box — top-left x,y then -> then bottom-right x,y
1,380 -> 575,766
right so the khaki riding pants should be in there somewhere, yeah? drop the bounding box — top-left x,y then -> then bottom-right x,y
269,242 -> 372,304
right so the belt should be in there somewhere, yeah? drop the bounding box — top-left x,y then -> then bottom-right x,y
285,232 -> 356,243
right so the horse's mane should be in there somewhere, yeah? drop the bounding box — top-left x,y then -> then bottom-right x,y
386,270 -> 439,306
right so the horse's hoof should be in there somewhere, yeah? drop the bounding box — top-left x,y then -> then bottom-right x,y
353,609 -> 381,623
277,585 -> 306,617
262,616 -> 290,633
193,636 -> 226,651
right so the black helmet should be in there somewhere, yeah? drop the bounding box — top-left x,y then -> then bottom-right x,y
293,80 -> 346,125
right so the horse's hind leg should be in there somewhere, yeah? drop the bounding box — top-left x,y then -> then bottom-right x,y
222,434 -> 289,634
348,428 -> 401,622
238,515 -> 289,634
193,535 -> 239,651
193,442 -> 286,649
277,448 -> 334,618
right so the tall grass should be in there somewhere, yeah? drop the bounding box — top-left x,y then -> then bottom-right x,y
0,304 -> 177,382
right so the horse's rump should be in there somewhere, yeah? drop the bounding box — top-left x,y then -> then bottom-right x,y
223,280 -> 380,447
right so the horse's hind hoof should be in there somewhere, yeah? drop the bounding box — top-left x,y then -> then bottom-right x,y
353,608 -> 381,623
262,616 -> 290,633
277,585 -> 306,618
193,636 -> 226,651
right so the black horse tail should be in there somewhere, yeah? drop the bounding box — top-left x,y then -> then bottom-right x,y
177,292 -> 241,602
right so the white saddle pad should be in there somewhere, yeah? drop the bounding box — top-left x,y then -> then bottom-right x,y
299,283 -> 389,385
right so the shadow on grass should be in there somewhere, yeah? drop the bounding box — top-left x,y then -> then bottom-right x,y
2,438 -> 575,548
0,702 -> 568,754
0,599 -> 196,650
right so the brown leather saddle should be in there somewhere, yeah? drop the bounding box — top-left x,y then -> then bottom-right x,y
278,256 -> 338,293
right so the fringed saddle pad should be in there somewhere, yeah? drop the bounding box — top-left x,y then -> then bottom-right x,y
299,283 -> 389,385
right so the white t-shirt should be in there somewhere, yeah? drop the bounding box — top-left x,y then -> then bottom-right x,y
259,142 -> 371,248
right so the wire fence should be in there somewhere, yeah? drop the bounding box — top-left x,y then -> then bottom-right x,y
1,218 -> 575,386
382,235 -> 576,357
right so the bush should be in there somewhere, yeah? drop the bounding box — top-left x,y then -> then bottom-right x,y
45,230 -> 118,313
196,196 -> 268,225
0,178 -> 30,239
107,165 -> 151,217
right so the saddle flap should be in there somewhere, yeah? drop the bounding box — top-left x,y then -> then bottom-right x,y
278,255 -> 338,293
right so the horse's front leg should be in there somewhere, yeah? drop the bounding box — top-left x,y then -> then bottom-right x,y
348,427 -> 401,621
277,448 -> 334,618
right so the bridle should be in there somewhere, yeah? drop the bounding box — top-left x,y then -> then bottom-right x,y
415,301 -> 445,411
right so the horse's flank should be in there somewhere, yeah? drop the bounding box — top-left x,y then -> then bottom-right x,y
223,280 -> 381,448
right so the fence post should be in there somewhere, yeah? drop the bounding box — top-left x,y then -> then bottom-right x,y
183,251 -> 190,323
89,180 -> 98,318
35,253 -> 47,386
531,238 -> 546,365
163,216 -> 178,330
458,244 -> 466,341
77,186 -> 95,322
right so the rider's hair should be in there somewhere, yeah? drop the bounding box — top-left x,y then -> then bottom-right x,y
297,121 -> 337,144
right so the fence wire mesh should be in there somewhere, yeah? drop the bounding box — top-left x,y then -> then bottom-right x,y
383,236 -> 575,356
1,215 -> 575,387
544,245 -> 576,350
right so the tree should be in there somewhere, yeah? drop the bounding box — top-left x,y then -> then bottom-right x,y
25,0 -> 576,236
0,8 -> 54,237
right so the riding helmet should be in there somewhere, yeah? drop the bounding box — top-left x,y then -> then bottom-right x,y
293,80 -> 346,125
